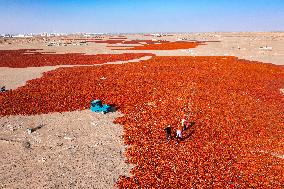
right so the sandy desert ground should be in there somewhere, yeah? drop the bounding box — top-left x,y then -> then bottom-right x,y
1,32 -> 283,65
0,111 -> 133,188
0,32 -> 283,188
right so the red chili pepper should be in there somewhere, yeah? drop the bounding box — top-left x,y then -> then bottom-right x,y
0,55 -> 283,188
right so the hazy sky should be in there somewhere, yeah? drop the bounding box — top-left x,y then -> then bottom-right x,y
0,0 -> 284,34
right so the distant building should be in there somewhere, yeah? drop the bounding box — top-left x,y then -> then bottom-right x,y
3,34 -> 12,38
12,34 -> 25,38
11,33 -> 35,38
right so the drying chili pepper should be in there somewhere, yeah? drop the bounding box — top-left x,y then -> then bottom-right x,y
0,55 -> 283,188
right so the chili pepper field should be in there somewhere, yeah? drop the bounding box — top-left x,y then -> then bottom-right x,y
0,54 -> 283,188
88,40 -> 201,50
111,41 -> 202,50
0,49 -> 153,68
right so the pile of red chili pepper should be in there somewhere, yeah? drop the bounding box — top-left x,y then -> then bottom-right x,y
112,41 -> 202,50
88,40 -> 125,44
88,39 -> 199,51
0,49 -> 153,68
0,56 -> 283,188
109,37 -> 128,40
89,39 -> 168,45
121,40 -> 169,45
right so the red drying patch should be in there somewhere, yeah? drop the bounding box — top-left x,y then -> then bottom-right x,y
122,40 -> 169,45
88,40 -> 125,44
106,40 -> 169,48
0,49 -> 154,68
0,56 -> 283,188
91,39 -> 165,44
109,37 -> 128,40
73,38 -> 103,40
112,41 -> 202,50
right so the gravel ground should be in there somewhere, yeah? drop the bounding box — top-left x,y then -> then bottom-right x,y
0,110 -> 132,189
0,66 -> 63,90
1,32 -> 283,65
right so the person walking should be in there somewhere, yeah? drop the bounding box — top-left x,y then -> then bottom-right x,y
176,124 -> 183,143
181,115 -> 187,131
164,125 -> 172,142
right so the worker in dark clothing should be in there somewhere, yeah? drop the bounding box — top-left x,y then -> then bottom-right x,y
164,125 -> 172,141
181,114 -> 189,131
0,86 -> 6,93
182,112 -> 192,131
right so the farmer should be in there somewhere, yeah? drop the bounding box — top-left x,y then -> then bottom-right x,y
164,125 -> 172,141
0,86 -> 5,93
181,115 -> 187,131
181,113 -> 190,131
176,124 -> 183,142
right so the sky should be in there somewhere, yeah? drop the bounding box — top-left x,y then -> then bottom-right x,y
0,0 -> 283,34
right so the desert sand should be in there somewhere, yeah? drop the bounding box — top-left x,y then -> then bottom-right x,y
0,110 -> 133,188
1,32 -> 283,64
